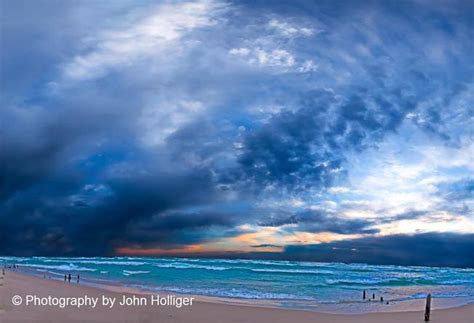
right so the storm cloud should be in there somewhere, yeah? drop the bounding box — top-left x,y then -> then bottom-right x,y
1,0 -> 473,264
281,232 -> 474,268
258,209 -> 378,235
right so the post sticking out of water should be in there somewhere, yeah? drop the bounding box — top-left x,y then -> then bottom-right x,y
363,290 -> 366,300
424,293 -> 432,321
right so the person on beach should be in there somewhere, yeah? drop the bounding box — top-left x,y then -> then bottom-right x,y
64,274 -> 67,282
68,273 -> 71,282
77,274 -> 80,284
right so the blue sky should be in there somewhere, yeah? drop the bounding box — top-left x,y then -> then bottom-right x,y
1,0 -> 473,266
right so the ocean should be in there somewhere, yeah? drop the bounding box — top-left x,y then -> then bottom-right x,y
2,257 -> 473,310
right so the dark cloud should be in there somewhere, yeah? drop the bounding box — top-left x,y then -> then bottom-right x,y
281,233 -> 474,268
238,88 -> 415,192
146,233 -> 474,268
251,244 -> 281,248
258,209 -> 378,234
437,178 -> 474,201
114,210 -> 238,249
370,210 -> 431,224
0,164 -> 237,256
0,0 -> 472,262
431,178 -> 474,217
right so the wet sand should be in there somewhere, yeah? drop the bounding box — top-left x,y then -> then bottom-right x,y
1,271 -> 473,322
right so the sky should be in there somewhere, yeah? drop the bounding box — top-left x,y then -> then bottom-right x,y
1,0 -> 473,267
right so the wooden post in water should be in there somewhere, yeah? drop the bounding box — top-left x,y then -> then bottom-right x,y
424,293 -> 432,321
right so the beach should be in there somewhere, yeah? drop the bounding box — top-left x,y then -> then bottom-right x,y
1,271 -> 473,323
3,256 -> 474,307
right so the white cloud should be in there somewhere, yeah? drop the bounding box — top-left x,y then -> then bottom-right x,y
298,60 -> 318,72
328,186 -> 351,194
139,100 -> 205,146
267,19 -> 315,37
253,48 -> 295,67
228,17 -> 320,74
336,124 -> 474,234
228,47 -> 250,56
229,47 -> 318,74
62,0 -> 223,81
229,47 -> 295,68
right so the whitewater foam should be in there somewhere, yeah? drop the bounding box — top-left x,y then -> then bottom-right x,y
3,256 -> 473,306
21,263 -> 97,272
123,270 -> 151,276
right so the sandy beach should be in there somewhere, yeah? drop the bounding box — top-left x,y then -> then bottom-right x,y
0,271 -> 472,323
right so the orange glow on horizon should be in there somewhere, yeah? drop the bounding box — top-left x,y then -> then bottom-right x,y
116,244 -> 205,256
115,231 -> 368,256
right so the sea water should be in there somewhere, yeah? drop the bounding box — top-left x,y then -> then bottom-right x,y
2,256 -> 473,309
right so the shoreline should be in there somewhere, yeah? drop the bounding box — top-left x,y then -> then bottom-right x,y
80,279 -> 474,314
4,256 -> 474,313
14,267 -> 474,314
1,270 -> 474,322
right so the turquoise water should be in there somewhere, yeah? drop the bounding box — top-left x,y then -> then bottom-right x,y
2,257 -> 473,306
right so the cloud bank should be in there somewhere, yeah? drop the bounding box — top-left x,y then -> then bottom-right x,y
1,0 -> 473,266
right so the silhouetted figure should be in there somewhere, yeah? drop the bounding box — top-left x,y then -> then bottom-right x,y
68,274 -> 71,283
77,274 -> 80,284
380,296 -> 384,302
363,290 -> 366,300
372,293 -> 375,299
64,274 -> 67,282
